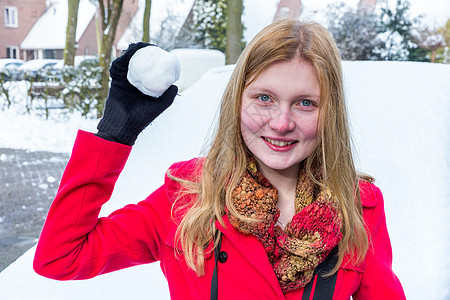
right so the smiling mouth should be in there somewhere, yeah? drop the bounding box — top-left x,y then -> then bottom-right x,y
263,137 -> 298,147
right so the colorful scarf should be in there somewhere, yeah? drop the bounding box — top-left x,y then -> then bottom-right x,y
227,160 -> 342,292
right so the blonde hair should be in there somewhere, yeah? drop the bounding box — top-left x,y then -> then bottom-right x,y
173,19 -> 369,276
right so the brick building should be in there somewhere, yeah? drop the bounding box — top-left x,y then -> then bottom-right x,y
273,0 -> 302,22
0,0 -> 46,59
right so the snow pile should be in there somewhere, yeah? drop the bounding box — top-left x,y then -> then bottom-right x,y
0,61 -> 449,300
343,62 -> 450,299
170,48 -> 226,91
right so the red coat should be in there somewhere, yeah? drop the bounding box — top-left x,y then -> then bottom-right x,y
34,131 -> 406,299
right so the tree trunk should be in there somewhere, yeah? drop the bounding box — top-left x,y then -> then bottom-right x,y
64,0 -> 80,66
226,0 -> 243,64
96,0 -> 125,118
142,0 -> 152,43
430,49 -> 437,63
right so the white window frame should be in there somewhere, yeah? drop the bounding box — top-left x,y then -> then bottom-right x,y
4,6 -> 18,28
6,46 -> 19,58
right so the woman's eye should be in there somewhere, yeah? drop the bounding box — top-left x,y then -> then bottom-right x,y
258,95 -> 271,102
300,100 -> 312,107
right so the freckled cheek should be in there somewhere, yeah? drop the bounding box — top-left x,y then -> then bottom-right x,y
240,106 -> 268,147
240,102 -> 269,133
294,115 -> 319,141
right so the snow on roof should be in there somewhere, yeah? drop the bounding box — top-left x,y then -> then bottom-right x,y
243,0 -> 279,42
20,0 -> 97,50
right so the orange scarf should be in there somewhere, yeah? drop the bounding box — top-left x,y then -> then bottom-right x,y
228,160 -> 342,292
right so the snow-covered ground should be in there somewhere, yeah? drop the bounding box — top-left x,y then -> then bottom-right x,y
0,60 -> 449,299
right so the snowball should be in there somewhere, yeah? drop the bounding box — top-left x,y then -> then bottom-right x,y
127,46 -> 181,98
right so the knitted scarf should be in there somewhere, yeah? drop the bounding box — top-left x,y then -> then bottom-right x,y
227,160 -> 342,292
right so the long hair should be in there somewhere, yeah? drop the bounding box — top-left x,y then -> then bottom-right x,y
173,19 -> 369,275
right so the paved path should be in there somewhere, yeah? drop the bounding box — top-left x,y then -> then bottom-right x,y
0,148 -> 69,272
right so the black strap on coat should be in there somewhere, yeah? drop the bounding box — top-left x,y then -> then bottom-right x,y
210,231 -> 222,300
210,235 -> 338,300
302,246 -> 339,300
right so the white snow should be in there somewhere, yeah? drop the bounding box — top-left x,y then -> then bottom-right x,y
0,81 -> 97,153
0,56 -> 449,300
20,0 -> 97,50
128,46 -> 181,97
18,59 -> 61,72
243,0 -> 279,42
170,48 -> 226,91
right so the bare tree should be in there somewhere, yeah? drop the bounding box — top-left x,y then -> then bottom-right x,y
96,0 -> 125,117
326,2 -> 385,60
64,0 -> 80,66
226,0 -> 243,64
414,25 -> 446,63
142,0 -> 152,42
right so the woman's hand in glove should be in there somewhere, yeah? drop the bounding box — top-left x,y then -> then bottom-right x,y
96,42 -> 180,146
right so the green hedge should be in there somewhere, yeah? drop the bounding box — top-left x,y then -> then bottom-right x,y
0,59 -> 102,119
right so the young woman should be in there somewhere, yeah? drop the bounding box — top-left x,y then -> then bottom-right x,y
34,20 -> 405,299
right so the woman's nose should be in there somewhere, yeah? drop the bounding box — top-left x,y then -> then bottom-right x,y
268,108 -> 295,132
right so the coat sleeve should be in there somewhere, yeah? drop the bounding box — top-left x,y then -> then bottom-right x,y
33,130 -> 173,280
353,182 -> 406,299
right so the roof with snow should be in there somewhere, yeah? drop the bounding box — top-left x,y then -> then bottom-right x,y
20,0 -> 97,50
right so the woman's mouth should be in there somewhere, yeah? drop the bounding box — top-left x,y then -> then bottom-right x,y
262,137 -> 298,150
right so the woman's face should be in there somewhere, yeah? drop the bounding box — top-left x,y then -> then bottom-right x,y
240,58 -> 320,176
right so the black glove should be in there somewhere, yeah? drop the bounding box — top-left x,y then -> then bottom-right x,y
97,42 -> 178,146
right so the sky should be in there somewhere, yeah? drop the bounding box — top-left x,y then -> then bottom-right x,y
299,0 -> 449,25
0,52 -> 449,299
389,0 -> 449,24
303,0 -> 449,22
243,0 -> 449,44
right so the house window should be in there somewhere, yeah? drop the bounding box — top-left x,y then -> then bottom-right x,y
55,49 -> 63,59
6,46 -> 19,58
4,6 -> 18,28
43,49 -> 63,59
44,49 -> 55,59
